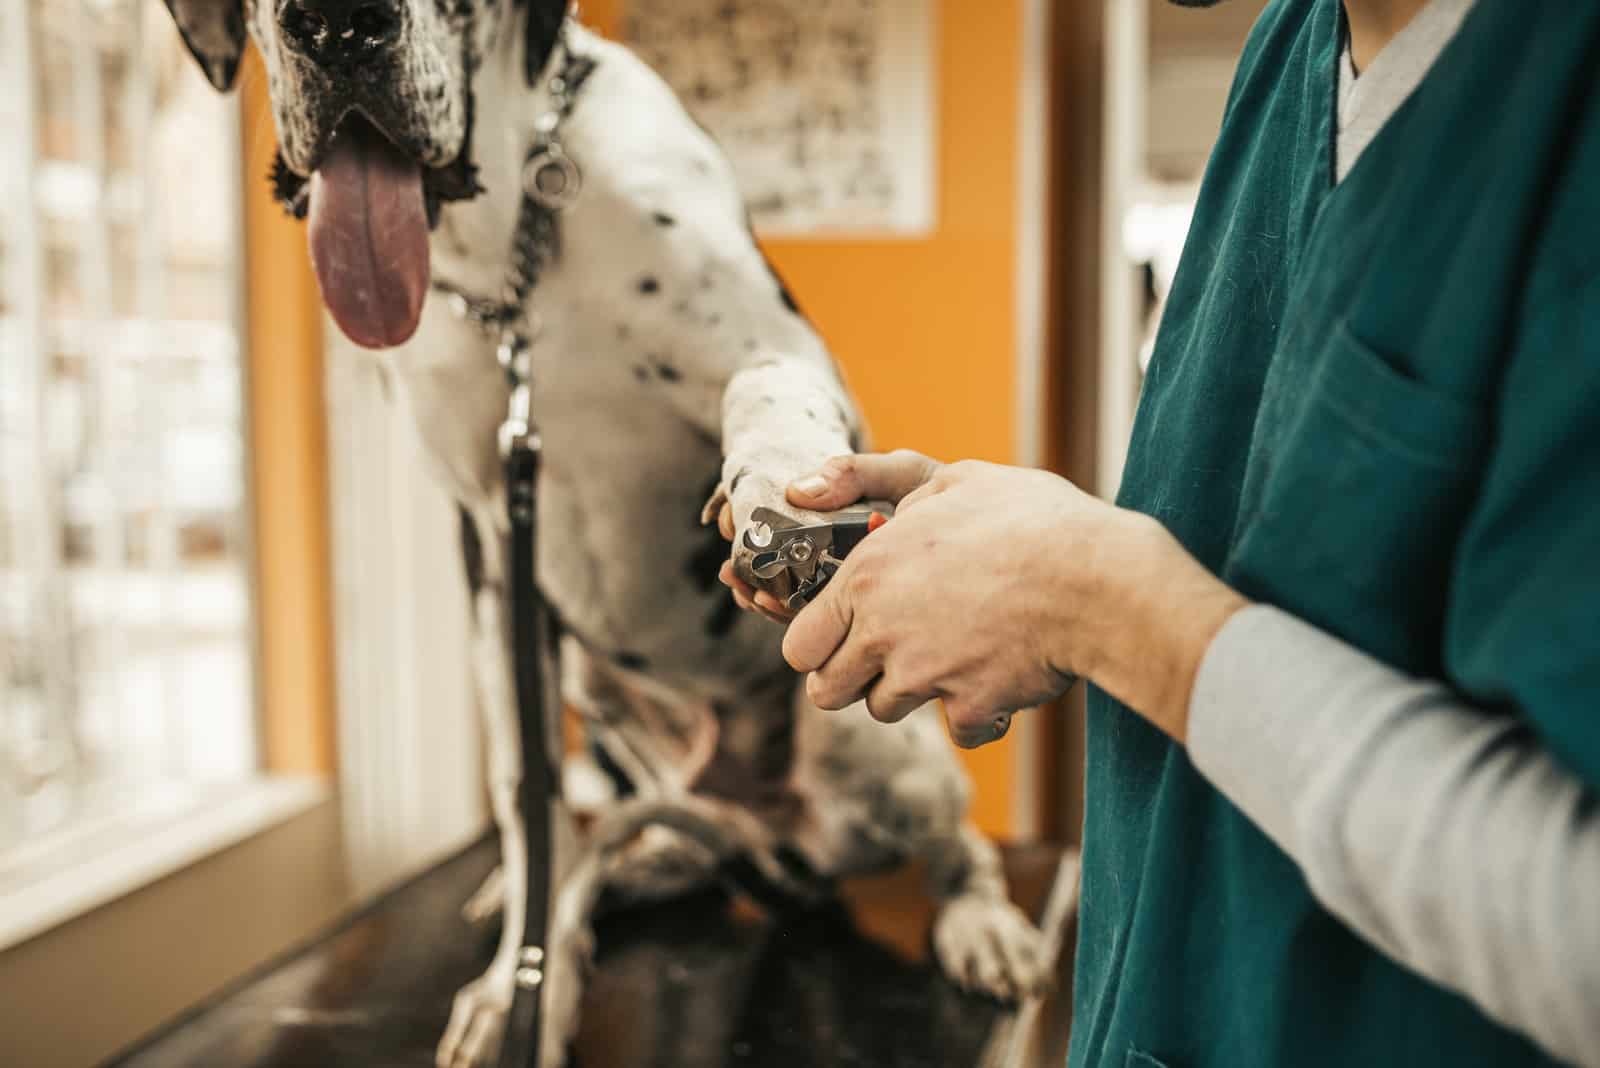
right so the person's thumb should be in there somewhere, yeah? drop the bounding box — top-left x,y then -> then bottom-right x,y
786,450 -> 942,511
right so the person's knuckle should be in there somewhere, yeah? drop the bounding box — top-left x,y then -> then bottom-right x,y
821,454 -> 858,482
843,563 -> 879,603
950,728 -> 985,751
879,685 -> 921,721
944,697 -> 987,731
783,627 -> 816,670
810,671 -> 851,710
864,687 -> 890,718
805,672 -> 832,707
894,448 -> 937,476
897,664 -> 938,699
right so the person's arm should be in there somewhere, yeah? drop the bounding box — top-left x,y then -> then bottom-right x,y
1190,606 -> 1600,1068
756,450 -> 1600,1065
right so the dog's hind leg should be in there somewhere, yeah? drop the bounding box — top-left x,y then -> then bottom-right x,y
812,699 -> 1050,1004
926,821 -> 1051,1003
438,506 -> 538,1068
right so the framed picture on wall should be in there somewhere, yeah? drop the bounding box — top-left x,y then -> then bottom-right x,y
624,0 -> 938,238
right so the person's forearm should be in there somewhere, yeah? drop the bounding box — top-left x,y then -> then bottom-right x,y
1189,606 -> 1600,1068
1071,511 -> 1249,740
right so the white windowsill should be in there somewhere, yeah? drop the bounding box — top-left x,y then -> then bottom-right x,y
0,776 -> 329,953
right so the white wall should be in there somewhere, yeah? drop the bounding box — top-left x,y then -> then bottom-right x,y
325,334 -> 488,898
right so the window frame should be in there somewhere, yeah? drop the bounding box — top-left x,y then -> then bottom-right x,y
0,9 -> 349,1059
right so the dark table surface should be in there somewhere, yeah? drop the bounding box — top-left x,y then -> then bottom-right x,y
112,837 -> 1077,1068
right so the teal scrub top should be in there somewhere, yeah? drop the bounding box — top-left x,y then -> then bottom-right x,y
1072,2 -> 1600,1066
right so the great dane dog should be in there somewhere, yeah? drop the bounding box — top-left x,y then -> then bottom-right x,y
161,1 -> 1047,1064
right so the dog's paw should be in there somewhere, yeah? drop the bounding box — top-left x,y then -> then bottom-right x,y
437,968 -> 514,1068
932,895 -> 1050,1003
715,474 -> 823,595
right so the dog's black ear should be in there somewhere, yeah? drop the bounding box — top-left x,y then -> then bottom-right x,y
163,0 -> 247,92
521,0 -> 568,86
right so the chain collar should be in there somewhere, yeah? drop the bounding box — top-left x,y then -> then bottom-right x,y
430,14 -> 594,460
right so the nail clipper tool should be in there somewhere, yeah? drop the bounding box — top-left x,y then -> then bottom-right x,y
742,505 -> 893,610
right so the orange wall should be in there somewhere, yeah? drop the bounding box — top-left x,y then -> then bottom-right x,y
241,50 -> 338,777
589,1 -> 1028,837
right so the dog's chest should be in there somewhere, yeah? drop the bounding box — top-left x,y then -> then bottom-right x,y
404,243 -> 776,692
409,213 -> 717,486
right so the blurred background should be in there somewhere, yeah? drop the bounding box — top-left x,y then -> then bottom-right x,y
0,0 -> 1264,1063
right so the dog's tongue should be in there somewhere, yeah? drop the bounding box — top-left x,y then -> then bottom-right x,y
308,124 -> 429,349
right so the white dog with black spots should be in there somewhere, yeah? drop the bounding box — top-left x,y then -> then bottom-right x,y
160,1 -> 1048,1064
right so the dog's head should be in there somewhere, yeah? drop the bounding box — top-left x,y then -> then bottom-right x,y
163,0 -> 568,348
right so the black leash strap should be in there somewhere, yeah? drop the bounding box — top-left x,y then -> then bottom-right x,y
501,437 -> 559,1068
431,24 -> 593,1067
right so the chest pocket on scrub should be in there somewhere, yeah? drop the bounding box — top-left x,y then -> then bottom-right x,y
1227,319 -> 1488,671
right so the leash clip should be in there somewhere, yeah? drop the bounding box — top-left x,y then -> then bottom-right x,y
499,382 -> 540,461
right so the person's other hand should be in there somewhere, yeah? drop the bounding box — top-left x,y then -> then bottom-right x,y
777,455 -> 1101,748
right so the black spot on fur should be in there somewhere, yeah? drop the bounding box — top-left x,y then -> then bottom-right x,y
653,212 -> 678,227
776,846 -> 822,886
818,747 -> 856,781
774,278 -> 801,315
805,408 -> 817,420
639,277 -> 661,295
745,213 -> 805,318
706,594 -> 740,638
687,477 -> 730,597
654,362 -> 682,383
687,524 -> 727,595
615,651 -> 650,672
729,467 -> 751,495
592,742 -> 636,798
459,508 -> 485,597
271,157 -> 310,219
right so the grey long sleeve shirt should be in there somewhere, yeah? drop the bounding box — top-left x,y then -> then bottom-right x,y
1189,606 -> 1600,1067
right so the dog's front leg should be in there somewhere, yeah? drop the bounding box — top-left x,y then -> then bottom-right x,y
713,360 -> 859,580
438,506 -> 535,1068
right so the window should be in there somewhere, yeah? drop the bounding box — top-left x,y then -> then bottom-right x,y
0,0 -> 258,941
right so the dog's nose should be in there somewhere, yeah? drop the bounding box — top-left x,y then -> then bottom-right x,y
280,0 -> 401,66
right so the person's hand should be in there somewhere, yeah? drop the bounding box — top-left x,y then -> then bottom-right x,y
744,452 -> 1248,747
772,455 -> 1112,746
716,450 -> 941,624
